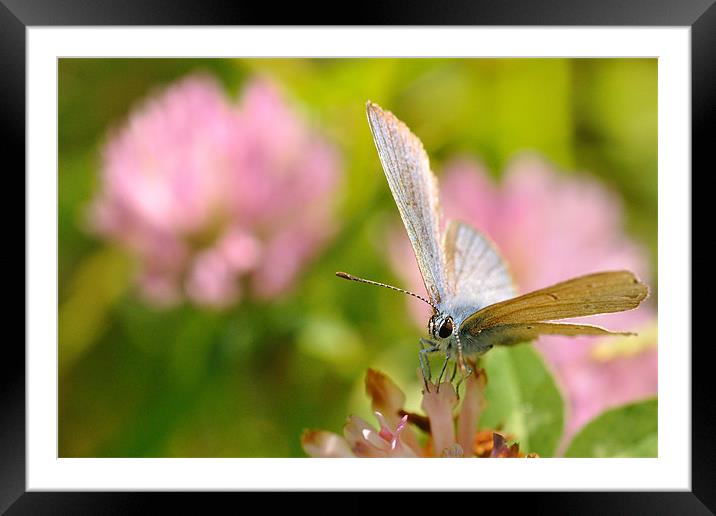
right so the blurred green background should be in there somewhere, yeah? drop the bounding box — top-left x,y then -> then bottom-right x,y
58,58 -> 657,457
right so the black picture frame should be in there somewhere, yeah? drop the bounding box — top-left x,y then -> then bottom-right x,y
4,0 -> 707,512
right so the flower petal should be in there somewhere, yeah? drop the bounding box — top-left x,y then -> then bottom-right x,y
301,430 -> 355,458
490,432 -> 521,458
474,429 -> 496,458
490,432 -> 509,458
387,414 -> 419,458
365,369 -> 421,453
90,73 -> 341,309
374,411 -> 395,443
365,369 -> 405,421
343,415 -> 389,457
421,378 -> 458,456
457,369 -> 487,456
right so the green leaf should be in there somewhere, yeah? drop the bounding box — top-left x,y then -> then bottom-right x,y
478,345 -> 564,457
564,399 -> 657,458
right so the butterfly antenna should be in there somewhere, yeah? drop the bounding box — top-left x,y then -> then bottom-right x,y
335,272 -> 438,311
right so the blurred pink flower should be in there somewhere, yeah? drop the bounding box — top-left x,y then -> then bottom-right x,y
302,368 -> 536,458
89,74 -> 340,307
388,154 -> 657,447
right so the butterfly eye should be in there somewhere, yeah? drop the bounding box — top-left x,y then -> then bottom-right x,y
438,317 -> 453,338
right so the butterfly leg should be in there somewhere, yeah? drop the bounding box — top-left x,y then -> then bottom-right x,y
454,362 -> 474,399
454,332 -> 471,377
450,361 -> 458,382
435,353 -> 450,393
455,364 -> 473,390
419,338 -> 440,392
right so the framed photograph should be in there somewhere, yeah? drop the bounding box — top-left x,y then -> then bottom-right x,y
6,0 -> 707,511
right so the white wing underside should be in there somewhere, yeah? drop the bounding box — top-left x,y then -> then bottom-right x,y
366,102 -> 450,307
443,220 -> 516,323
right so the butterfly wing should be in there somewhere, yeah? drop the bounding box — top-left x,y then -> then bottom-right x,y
366,101 -> 450,307
468,322 -> 634,349
443,220 -> 516,322
462,270 -> 649,332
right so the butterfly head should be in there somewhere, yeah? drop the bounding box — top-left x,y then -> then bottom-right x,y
429,313 -> 455,340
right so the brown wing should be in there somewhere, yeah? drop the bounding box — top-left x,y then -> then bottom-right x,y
463,270 -> 648,333
473,322 -> 635,348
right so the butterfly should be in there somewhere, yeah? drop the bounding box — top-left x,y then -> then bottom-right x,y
337,101 -> 649,390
